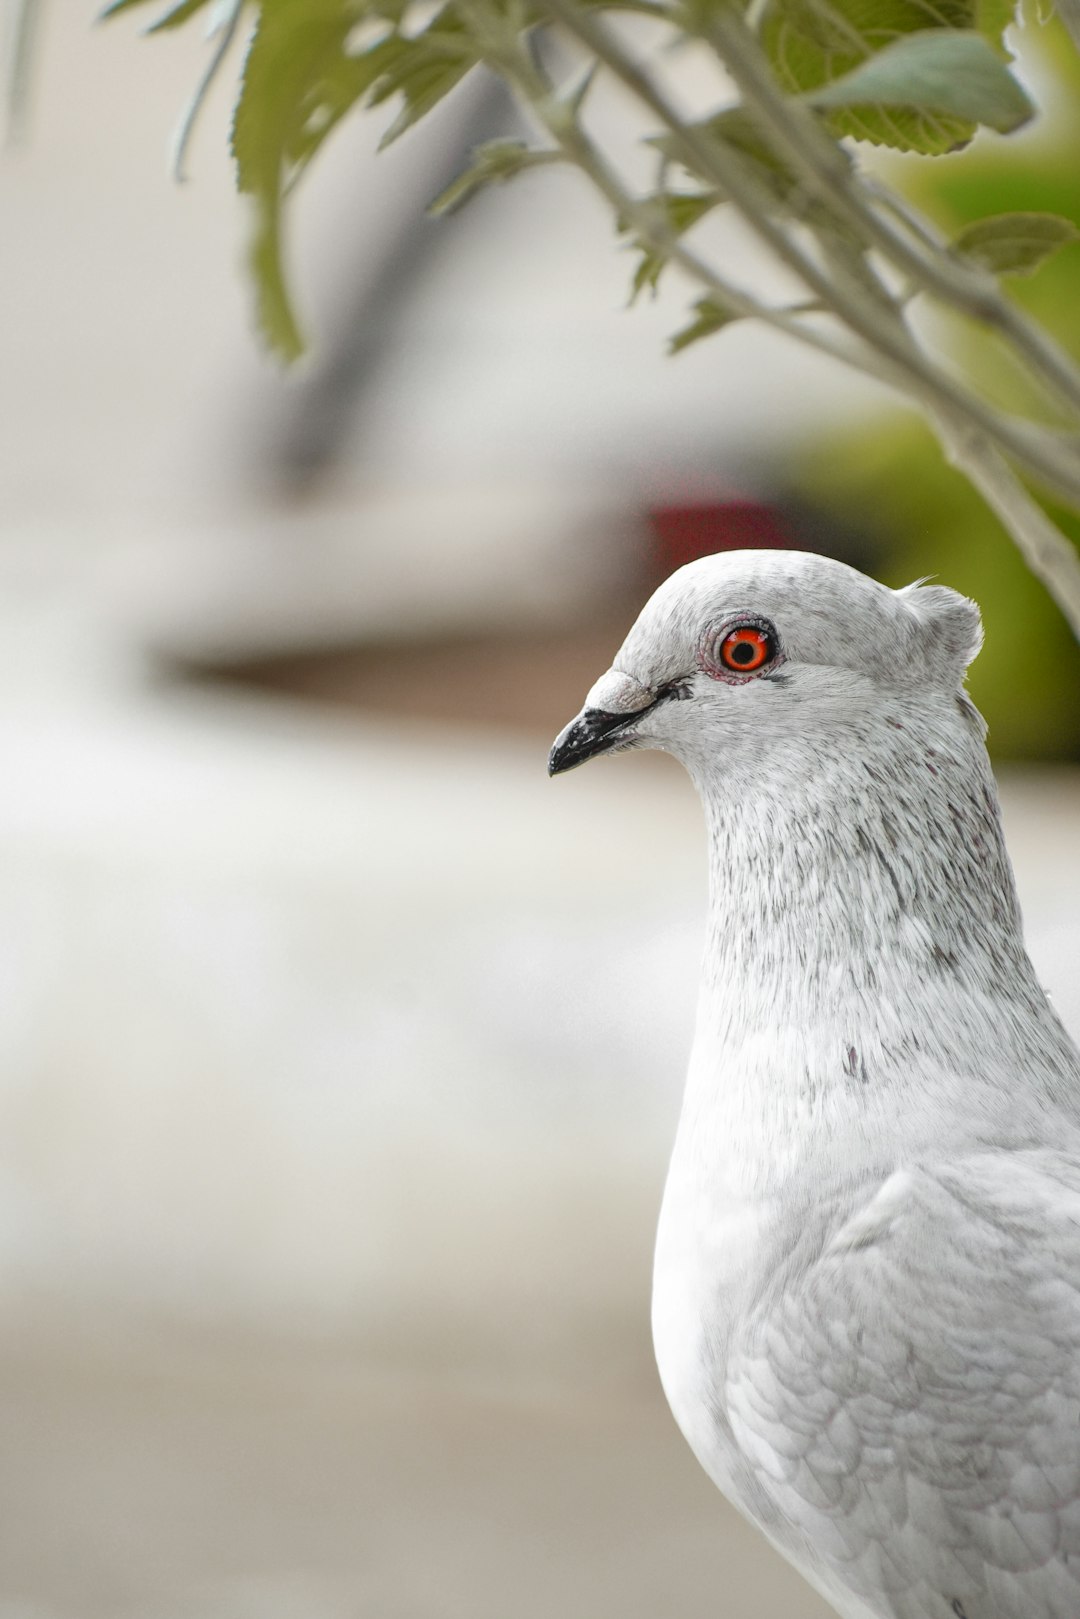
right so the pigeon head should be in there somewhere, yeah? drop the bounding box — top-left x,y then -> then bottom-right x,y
549,549 -> 983,783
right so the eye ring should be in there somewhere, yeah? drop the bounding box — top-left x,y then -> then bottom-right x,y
698,616 -> 782,683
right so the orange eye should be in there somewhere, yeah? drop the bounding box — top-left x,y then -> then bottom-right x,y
719,626 -> 771,672
698,616 -> 781,681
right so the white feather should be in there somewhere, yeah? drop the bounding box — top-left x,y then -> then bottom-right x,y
559,550 -> 1080,1619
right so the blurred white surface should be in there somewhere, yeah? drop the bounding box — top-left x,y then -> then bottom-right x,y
0,578 -> 1076,1371
1,2 -> 887,648
0,588 -> 1074,1619
0,1325 -> 836,1619
0,596 -> 697,1366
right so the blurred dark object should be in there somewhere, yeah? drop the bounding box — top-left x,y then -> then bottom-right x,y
647,498 -> 797,579
780,30 -> 1080,763
788,416 -> 1080,761
184,495 -> 880,737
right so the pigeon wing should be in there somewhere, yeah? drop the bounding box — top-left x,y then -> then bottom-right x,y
726,1149 -> 1080,1619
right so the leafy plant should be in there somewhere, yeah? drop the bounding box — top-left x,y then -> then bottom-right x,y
50,0 -> 1080,631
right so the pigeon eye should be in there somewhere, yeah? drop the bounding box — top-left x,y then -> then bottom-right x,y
720,628 -> 770,671
699,618 -> 780,681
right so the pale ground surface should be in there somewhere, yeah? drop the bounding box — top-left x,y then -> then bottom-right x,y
0,1321 -> 838,1619
0,604 -> 1073,1617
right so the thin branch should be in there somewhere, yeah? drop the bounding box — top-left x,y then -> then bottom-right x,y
698,4 -> 1080,424
535,0 -> 1080,509
516,0 -> 1080,636
169,0 -> 244,183
88,0 -> 1080,637
481,23 -> 892,379
935,414 -> 1080,638
1051,0 -> 1080,55
862,178 -> 957,256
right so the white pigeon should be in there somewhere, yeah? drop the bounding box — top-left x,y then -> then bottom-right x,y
549,548 -> 1080,1619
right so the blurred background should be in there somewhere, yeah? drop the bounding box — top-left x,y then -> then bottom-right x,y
0,6 -> 1078,1618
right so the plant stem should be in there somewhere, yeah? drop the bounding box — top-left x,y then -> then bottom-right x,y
488,0 -> 1080,634
699,3 -> 1080,424
935,416 -> 1080,638
537,0 -> 1080,511
1051,0 -> 1080,54
170,0 -> 245,182
480,21 -> 886,376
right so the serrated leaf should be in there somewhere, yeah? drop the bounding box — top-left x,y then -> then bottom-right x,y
669,296 -> 743,353
378,74 -> 467,144
759,0 -> 981,73
372,27 -> 478,148
231,0 -> 483,358
232,2 -> 359,188
231,1 -> 365,357
430,140 -> 558,215
286,49 -> 386,167
802,30 -> 1034,137
951,211 -> 1080,276
758,0 -> 1005,152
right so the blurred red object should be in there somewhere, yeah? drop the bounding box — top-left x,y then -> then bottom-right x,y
648,499 -> 797,580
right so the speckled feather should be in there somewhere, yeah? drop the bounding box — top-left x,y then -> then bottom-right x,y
554,551 -> 1080,1619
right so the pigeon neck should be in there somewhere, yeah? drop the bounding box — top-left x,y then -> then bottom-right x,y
681,696 -> 1074,1183
695,696 -> 1027,1008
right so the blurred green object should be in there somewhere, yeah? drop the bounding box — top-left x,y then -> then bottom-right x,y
789,24 -> 1080,761
793,415 -> 1080,759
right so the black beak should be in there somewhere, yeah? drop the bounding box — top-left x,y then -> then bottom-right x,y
548,706 -> 648,776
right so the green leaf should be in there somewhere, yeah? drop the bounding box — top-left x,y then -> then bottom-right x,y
249,194 -> 305,361
579,0 -> 677,12
630,247 -> 665,301
229,0 -> 482,357
652,107 -> 854,235
100,0 -> 217,24
103,0 -> 247,185
757,0 -> 1016,152
147,0 -> 222,30
430,140 -> 559,215
231,0 -> 365,358
973,0 -> 1017,56
663,188 -> 723,233
669,296 -> 743,353
802,30 -> 1035,137
706,106 -> 829,209
651,110 -> 796,200
622,190 -> 719,302
285,48 -> 386,168
951,211 -> 1080,276
368,21 -> 478,148
231,3 -> 357,190
760,0 -> 978,67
